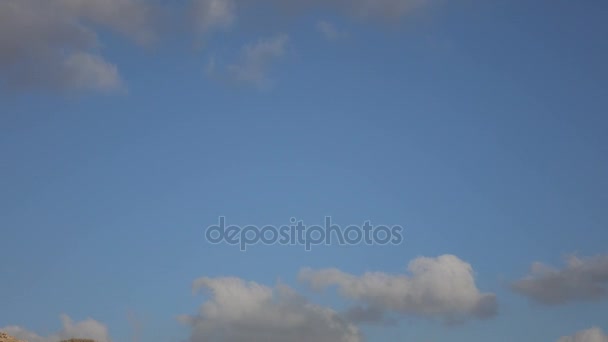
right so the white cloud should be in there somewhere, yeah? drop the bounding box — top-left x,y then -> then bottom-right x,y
558,327 -> 608,342
1,315 -> 112,342
512,255 -> 608,305
179,277 -> 363,342
226,34 -> 290,88
299,255 -> 498,324
0,0 -> 156,92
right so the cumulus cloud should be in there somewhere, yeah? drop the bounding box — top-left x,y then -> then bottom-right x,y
225,34 -> 290,88
0,0 -> 156,92
1,314 -> 112,342
299,255 -> 498,324
512,255 -> 608,305
558,327 -> 608,342
179,276 -> 363,342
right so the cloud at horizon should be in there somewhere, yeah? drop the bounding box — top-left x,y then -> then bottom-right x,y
179,276 -> 363,342
2,254 -> 607,342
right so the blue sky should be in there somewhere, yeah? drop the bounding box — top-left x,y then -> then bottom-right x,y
1,1 -> 607,341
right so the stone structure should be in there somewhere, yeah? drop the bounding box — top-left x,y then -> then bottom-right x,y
0,333 -> 97,342
0,332 -> 26,342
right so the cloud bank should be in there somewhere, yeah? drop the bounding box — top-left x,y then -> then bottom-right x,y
299,254 -> 498,324
512,255 -> 608,305
179,277 -> 363,342
1,315 -> 111,342
4,255 -> 607,341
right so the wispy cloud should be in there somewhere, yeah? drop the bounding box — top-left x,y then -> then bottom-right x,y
191,0 -> 237,36
0,0 -> 436,94
316,21 -> 347,41
192,0 -> 432,26
225,34 -> 290,88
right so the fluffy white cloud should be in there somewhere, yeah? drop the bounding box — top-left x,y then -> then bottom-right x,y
558,327 -> 608,342
179,277 -> 363,342
0,0 -> 156,92
512,255 -> 608,305
299,255 -> 498,324
1,315 -> 112,342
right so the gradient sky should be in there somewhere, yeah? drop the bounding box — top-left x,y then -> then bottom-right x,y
1,1 -> 607,341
